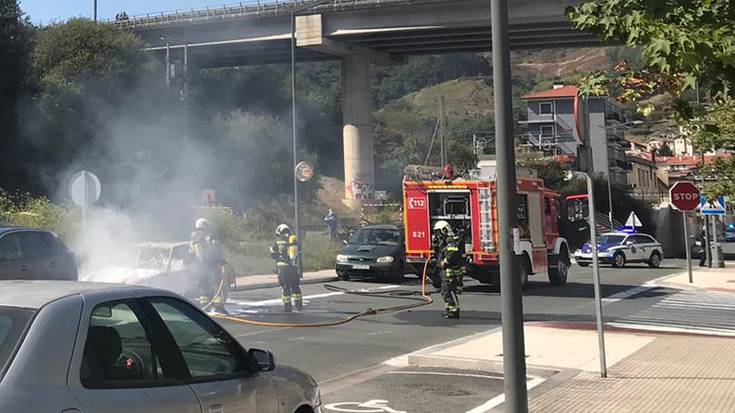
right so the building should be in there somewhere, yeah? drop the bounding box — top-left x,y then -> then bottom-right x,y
520,84 -> 629,186
627,152 -> 666,203
657,153 -> 733,185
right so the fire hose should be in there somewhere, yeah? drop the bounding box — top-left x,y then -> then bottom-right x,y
206,260 -> 434,328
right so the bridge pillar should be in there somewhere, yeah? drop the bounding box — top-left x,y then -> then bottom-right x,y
341,54 -> 374,206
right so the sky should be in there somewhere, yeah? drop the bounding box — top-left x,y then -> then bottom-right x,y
22,0 -> 246,25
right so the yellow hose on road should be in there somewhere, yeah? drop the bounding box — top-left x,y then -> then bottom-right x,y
209,260 -> 433,328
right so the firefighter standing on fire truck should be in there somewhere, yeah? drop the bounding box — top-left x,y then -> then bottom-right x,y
270,224 -> 302,312
191,218 -> 228,314
432,220 -> 466,319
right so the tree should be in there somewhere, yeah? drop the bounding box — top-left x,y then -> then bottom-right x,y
567,0 -> 735,197
656,142 -> 674,157
0,0 -> 35,192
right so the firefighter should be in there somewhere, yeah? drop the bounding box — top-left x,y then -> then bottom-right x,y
270,224 -> 302,312
432,220 -> 466,319
190,218 -> 228,314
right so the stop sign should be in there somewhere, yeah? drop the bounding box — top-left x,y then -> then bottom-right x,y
670,181 -> 700,211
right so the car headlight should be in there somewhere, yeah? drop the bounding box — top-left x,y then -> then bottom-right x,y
376,256 -> 394,263
336,254 -> 349,263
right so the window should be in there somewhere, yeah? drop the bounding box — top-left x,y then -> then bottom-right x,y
539,102 -> 553,115
0,234 -> 21,262
349,229 -> 402,246
149,298 -> 245,379
540,125 -> 554,137
18,232 -> 50,258
81,301 -> 175,388
0,307 -> 35,382
633,235 -> 654,244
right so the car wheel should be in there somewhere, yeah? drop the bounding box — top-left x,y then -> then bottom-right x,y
648,252 -> 662,268
548,249 -> 569,286
612,252 -> 626,268
578,262 -> 590,267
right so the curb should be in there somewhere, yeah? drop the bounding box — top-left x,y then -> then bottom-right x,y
407,354 -> 558,378
234,275 -> 338,291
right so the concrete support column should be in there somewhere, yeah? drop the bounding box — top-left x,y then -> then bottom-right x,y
341,54 -> 374,205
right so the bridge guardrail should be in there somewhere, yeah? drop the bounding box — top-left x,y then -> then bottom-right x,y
108,0 -> 450,29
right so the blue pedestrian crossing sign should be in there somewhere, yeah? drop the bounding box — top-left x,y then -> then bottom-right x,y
700,195 -> 726,215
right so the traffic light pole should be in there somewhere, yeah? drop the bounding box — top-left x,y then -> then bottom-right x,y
491,0 -> 528,411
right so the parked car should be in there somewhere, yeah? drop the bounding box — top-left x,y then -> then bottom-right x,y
725,224 -> 735,242
336,224 -> 407,282
0,226 -> 77,280
0,281 -> 323,413
574,231 -> 664,269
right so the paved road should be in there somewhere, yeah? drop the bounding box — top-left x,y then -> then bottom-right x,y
217,260 -> 688,411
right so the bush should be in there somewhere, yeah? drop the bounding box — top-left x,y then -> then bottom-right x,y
0,190 -> 79,243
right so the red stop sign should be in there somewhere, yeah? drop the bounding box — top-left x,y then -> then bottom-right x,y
670,182 -> 700,211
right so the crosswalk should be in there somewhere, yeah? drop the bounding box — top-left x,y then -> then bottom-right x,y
610,290 -> 735,336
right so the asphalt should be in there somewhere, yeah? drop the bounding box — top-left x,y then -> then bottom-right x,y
216,259 -> 689,407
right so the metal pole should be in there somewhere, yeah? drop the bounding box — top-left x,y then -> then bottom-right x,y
701,152 -> 711,267
585,172 -> 608,378
94,0 -> 97,21
607,176 -> 614,226
712,214 -> 722,267
440,95 -> 446,166
291,11 -> 301,277
491,0 -> 528,410
683,211 -> 693,283
165,42 -> 171,89
183,41 -> 189,140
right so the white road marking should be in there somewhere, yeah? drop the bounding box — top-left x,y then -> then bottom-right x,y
387,371 -> 502,380
607,322 -> 735,337
602,283 -> 656,304
465,377 -> 545,413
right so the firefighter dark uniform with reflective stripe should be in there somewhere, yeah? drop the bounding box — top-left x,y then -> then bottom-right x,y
271,224 -> 302,312
433,220 -> 465,319
191,218 -> 228,314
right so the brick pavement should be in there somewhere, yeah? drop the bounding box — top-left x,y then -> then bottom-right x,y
529,335 -> 735,412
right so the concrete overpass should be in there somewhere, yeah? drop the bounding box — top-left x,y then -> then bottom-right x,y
117,0 -> 592,202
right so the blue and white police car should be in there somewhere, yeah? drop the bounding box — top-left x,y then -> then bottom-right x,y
574,230 -> 664,269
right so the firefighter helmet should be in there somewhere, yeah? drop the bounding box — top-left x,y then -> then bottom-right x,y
195,218 -> 210,230
433,220 -> 452,235
276,224 -> 291,236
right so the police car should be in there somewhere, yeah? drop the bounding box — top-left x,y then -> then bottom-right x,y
574,231 -> 664,269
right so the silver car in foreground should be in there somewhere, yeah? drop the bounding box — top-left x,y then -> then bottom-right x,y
0,281 -> 322,413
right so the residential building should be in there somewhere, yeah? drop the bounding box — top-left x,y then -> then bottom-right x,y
520,84 -> 629,186
657,153 -> 733,185
627,152 -> 666,203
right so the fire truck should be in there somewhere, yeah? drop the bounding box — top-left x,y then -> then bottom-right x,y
402,165 -> 571,289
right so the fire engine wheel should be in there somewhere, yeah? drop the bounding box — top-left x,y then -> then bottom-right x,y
612,252 -> 626,268
548,250 -> 569,286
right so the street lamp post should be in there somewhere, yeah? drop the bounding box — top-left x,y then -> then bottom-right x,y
603,120 -> 643,227
573,171 -> 608,378
291,0 -> 333,276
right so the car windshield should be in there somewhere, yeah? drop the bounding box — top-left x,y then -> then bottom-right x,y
0,307 -> 36,382
598,235 -> 625,245
349,228 -> 401,246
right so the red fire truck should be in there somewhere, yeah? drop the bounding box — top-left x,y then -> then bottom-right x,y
402,166 -> 571,289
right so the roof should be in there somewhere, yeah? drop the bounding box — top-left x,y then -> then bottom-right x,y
523,85 -> 579,100
0,226 -> 49,235
658,153 -> 732,166
0,281 -> 152,309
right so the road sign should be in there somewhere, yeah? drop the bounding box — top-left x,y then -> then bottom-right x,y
625,212 -> 643,228
69,170 -> 101,207
701,195 -> 726,216
669,182 -> 700,211
294,161 -> 314,182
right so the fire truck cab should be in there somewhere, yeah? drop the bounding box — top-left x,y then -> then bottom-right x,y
403,165 -> 571,289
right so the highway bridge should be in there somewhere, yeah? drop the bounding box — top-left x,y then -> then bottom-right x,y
115,0 -> 594,202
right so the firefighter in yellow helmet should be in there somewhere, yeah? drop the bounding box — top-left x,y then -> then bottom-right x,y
432,220 -> 465,319
270,224 -> 302,312
191,218 -> 228,314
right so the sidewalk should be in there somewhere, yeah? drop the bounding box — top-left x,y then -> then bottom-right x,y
407,264 -> 735,412
234,269 -> 337,290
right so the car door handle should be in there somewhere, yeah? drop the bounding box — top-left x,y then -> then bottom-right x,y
208,404 -> 224,413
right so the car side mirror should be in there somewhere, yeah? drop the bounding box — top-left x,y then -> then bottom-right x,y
625,241 -> 634,246
248,348 -> 276,372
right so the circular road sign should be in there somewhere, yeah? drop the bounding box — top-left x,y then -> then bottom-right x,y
295,161 -> 315,182
69,170 -> 101,207
670,181 -> 700,211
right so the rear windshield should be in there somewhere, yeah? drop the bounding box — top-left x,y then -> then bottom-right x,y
0,307 -> 36,381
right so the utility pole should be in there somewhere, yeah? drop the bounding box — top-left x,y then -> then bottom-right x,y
183,41 -> 189,140
440,95 -> 447,166
165,41 -> 171,89
491,0 -> 528,411
93,0 -> 97,22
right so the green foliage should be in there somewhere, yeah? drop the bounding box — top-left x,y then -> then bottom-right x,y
0,190 -> 79,242
656,142 -> 674,157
